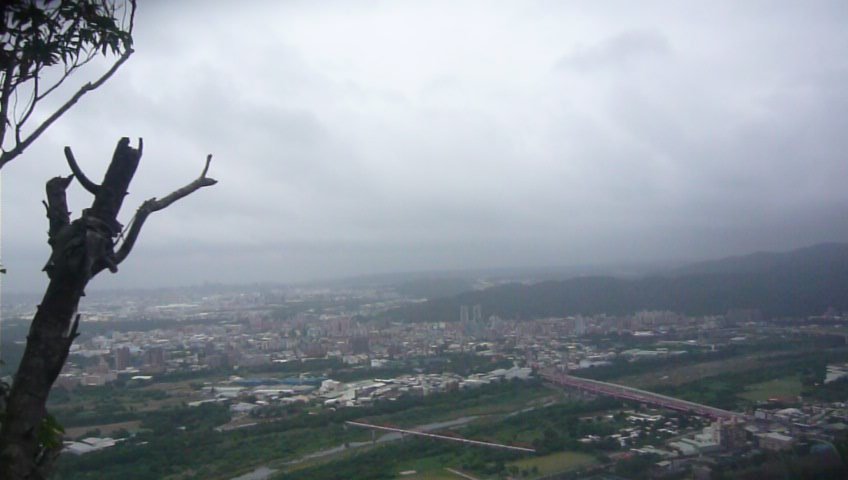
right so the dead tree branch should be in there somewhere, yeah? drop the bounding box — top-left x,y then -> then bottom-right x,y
109,154 -> 217,270
63,147 -> 100,195
42,175 -> 74,240
0,137 -> 216,478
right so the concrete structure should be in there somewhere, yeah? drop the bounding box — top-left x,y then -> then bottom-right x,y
64,437 -> 118,455
460,305 -> 469,323
758,432 -> 795,451
716,418 -> 747,449
472,304 -> 482,322
114,346 -> 131,370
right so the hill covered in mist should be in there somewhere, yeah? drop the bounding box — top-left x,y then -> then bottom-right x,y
383,243 -> 848,322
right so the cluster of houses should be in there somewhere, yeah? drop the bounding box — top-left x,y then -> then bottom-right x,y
191,366 -> 533,419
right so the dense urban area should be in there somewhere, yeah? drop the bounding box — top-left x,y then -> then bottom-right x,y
3,251 -> 848,480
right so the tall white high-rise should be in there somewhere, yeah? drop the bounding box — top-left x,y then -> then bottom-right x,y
472,304 -> 482,323
459,305 -> 469,323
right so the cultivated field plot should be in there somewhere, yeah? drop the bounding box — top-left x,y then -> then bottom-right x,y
738,376 -> 802,402
363,383 -> 560,429
400,468 -> 472,480
507,451 -> 597,478
613,352 -> 787,389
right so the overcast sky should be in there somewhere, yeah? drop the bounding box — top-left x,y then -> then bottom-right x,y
2,0 -> 847,293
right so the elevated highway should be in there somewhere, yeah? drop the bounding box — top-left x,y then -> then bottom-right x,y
540,369 -> 747,421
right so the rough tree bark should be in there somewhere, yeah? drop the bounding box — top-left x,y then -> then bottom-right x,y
0,137 -> 216,479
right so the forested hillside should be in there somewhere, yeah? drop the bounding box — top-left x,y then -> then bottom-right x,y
385,243 -> 848,322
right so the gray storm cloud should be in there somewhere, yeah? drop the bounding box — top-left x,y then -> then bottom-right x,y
2,0 -> 847,292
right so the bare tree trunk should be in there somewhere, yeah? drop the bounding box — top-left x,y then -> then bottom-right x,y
0,265 -> 85,478
0,138 -> 216,479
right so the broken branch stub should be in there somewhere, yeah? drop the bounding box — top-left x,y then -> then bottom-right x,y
89,137 -> 142,235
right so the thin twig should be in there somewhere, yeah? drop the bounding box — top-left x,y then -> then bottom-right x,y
0,46 -> 135,169
33,51 -> 98,104
128,0 -> 137,37
16,72 -> 38,128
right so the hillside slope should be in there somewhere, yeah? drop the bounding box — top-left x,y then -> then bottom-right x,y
384,243 -> 848,322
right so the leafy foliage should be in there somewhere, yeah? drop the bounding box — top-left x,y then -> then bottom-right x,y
0,0 -> 136,167
36,414 -> 65,451
2,1 -> 131,80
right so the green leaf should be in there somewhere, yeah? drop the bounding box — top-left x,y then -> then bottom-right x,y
37,413 -> 66,450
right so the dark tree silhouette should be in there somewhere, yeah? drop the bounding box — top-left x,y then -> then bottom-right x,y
0,138 -> 217,478
1,0 -> 137,390
0,2 -> 219,478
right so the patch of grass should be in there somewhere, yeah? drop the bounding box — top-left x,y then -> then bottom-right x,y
739,376 -> 802,402
508,451 -> 597,477
393,451 -> 455,475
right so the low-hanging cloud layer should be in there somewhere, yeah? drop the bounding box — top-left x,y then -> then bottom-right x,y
2,0 -> 847,292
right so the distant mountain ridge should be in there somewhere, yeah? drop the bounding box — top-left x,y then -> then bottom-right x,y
384,242 -> 848,322
671,242 -> 848,276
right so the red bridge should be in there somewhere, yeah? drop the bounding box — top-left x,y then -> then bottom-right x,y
345,421 -> 536,453
540,369 -> 747,421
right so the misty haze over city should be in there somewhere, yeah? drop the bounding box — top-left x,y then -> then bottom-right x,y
3,0 -> 847,293
6,2 -> 848,479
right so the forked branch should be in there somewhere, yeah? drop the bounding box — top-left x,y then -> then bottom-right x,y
107,155 -> 217,270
